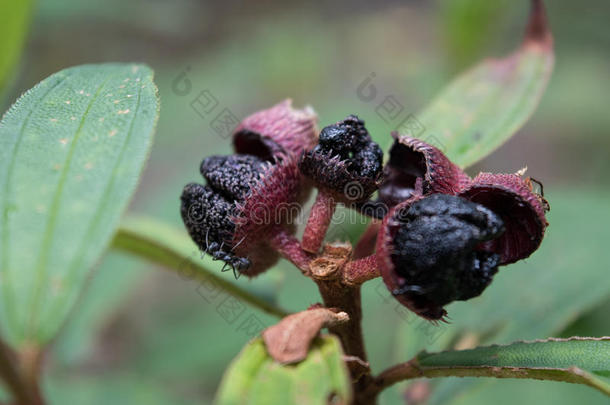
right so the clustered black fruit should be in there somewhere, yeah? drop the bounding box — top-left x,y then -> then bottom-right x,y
181,104 -> 549,319
299,115 -> 383,201
181,154 -> 267,277
391,194 -> 505,318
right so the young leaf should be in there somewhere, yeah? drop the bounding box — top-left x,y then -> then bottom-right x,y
0,0 -> 33,97
0,63 -> 159,347
415,0 -> 554,168
215,335 -> 352,405
413,337 -> 610,396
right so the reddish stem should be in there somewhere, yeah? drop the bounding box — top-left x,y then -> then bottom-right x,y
0,341 -> 45,405
302,191 -> 337,253
316,283 -> 367,362
357,360 -> 422,403
0,340 -> 30,405
315,280 -> 376,404
344,255 -> 380,285
19,346 -> 44,405
269,227 -> 312,273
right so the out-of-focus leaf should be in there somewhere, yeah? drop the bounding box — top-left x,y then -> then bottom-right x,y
47,373 -> 191,405
214,335 -> 352,405
0,63 -> 159,346
439,0 -> 512,71
412,337 -> 610,396
0,0 -> 33,96
97,217 -> 285,381
416,0 -> 554,167
442,377 -> 610,405
560,299 -> 610,339
51,252 -> 145,366
112,216 -> 288,318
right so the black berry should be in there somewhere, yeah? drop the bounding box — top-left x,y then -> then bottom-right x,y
299,115 -> 383,202
390,194 -> 505,319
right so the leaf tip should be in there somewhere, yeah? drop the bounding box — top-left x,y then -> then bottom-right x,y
524,0 -> 553,49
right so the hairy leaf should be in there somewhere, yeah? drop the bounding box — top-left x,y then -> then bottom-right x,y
0,63 -> 159,346
415,337 -> 610,396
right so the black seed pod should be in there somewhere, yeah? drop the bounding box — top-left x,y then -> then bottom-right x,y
180,154 -> 266,277
299,115 -> 383,203
200,155 -> 268,200
181,102 -> 316,278
377,194 -> 505,320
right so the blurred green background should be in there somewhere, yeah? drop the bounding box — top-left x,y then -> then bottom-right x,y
2,0 -> 609,404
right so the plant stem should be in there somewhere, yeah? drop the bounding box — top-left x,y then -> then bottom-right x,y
308,241 -> 377,404
316,281 -> 378,404
268,226 -> 312,274
18,346 -> 44,405
316,282 -> 367,362
302,191 -> 337,253
0,340 -> 31,405
363,359 -> 422,400
343,255 -> 380,286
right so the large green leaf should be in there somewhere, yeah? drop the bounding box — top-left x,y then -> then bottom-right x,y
416,0 -> 554,167
412,337 -> 610,396
0,63 -> 159,347
50,252 -> 146,366
0,0 -> 33,96
214,336 -> 352,405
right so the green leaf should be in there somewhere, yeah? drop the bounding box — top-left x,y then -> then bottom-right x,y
111,216 -> 288,318
214,335 -> 352,405
0,63 -> 159,347
438,0 -> 512,71
439,377 -> 610,405
51,252 -> 145,366
413,337 -> 610,396
47,373 -> 192,405
416,0 -> 554,167
0,0 -> 33,96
